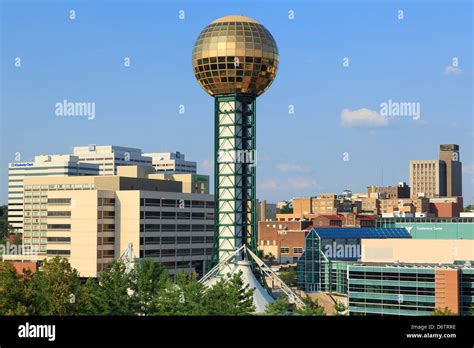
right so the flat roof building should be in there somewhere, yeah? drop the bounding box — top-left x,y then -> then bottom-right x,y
439,144 -> 462,197
348,262 -> 473,316
5,166 -> 213,277
8,155 -> 99,233
73,144 -> 152,175
143,151 -> 197,174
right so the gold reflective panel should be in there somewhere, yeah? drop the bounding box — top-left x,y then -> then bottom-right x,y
192,15 -> 279,96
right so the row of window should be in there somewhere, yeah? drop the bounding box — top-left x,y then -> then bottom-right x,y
140,236 -> 213,245
140,211 -> 213,220
48,224 -> 71,230
349,271 -> 435,282
47,249 -> 70,256
140,198 -> 213,208
140,224 -> 213,232
47,237 -> 71,243
141,248 -> 213,257
280,247 -> 303,254
48,211 -> 71,217
349,284 -> 435,296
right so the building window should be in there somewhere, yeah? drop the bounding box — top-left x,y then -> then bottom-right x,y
280,247 -> 290,254
293,247 -> 303,254
47,224 -> 71,230
48,198 -> 71,205
47,249 -> 70,256
47,237 -> 71,243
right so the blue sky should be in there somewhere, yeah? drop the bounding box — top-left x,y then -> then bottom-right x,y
1,0 -> 472,204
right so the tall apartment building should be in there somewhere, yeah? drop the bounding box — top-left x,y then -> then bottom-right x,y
73,144 -> 152,175
409,144 -> 462,198
409,160 -> 446,198
7,155 -> 99,233
258,200 -> 277,221
143,152 -> 197,174
15,166 -> 213,277
439,144 -> 462,197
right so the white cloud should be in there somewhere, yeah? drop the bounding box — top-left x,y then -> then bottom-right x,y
444,65 -> 462,75
276,163 -> 308,173
260,179 -> 278,190
287,177 -> 321,190
341,108 -> 389,128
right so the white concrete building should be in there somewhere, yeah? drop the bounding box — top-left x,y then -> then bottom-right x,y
143,151 -> 197,174
7,155 -> 99,232
74,144 -> 152,175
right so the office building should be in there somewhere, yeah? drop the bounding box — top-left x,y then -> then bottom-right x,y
367,182 -> 410,199
409,160 -> 446,198
439,144 -> 462,197
296,227 -> 412,293
7,155 -> 99,233
73,144 -> 152,175
6,166 -> 213,277
409,144 -> 463,198
296,229 -> 473,316
348,262 -> 473,316
143,151 -> 197,174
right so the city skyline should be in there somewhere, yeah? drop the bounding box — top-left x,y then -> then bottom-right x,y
1,0 -> 472,204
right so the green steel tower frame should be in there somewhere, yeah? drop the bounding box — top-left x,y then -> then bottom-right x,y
210,94 -> 257,268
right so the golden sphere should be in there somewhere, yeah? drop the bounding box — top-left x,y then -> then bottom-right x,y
192,15 -> 279,96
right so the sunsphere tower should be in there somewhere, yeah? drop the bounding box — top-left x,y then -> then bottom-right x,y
193,16 -> 304,313
192,15 -> 279,266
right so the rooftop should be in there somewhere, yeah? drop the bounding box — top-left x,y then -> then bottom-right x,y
312,227 -> 411,239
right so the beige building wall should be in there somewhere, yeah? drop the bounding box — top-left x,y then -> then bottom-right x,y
361,239 -> 474,264
20,172 -> 214,278
293,197 -> 312,215
115,191 -> 141,262
409,160 -> 446,198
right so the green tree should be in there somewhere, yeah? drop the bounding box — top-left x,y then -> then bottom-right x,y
463,204 -> 474,212
131,258 -> 170,315
204,271 -> 255,315
263,252 -> 276,264
264,296 -> 292,316
0,262 -> 29,315
279,202 -> 293,214
334,300 -> 347,316
278,268 -> 296,287
150,272 -> 206,315
433,307 -> 455,316
87,259 -> 136,315
26,257 -> 83,315
296,297 -> 325,316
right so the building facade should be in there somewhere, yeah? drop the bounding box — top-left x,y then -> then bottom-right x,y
257,200 -> 277,221
143,152 -> 197,174
73,144 -> 152,175
258,220 -> 311,263
348,263 -> 473,316
367,182 -> 410,199
7,155 -> 99,233
439,144 -> 462,197
409,160 -> 446,198
8,167 -> 214,277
